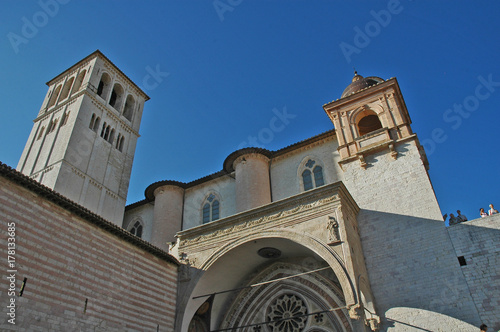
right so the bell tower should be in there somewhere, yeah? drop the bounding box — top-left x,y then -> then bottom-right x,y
323,72 -> 427,169
321,74 -> 477,330
17,50 -> 149,225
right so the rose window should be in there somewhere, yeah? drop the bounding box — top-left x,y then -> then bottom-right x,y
267,294 -> 308,331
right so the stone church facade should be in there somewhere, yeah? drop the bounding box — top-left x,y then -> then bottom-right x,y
1,51 -> 498,331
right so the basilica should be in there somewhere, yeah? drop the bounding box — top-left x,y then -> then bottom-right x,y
2,50 -> 498,331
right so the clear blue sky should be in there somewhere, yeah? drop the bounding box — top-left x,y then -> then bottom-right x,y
1,1 -> 499,224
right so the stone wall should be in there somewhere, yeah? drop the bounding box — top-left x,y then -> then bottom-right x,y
447,214 -> 500,331
0,164 -> 178,331
342,139 -> 482,331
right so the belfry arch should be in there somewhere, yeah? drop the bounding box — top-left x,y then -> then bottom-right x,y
352,107 -> 383,137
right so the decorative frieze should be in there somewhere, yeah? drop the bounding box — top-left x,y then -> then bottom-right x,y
179,194 -> 339,248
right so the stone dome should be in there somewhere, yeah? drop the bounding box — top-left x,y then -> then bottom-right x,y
341,72 -> 384,98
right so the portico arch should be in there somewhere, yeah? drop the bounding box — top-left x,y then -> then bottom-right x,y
180,229 -> 360,332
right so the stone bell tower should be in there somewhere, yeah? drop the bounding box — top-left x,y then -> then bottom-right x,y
17,50 -> 149,225
322,73 -> 479,330
323,71 -> 425,169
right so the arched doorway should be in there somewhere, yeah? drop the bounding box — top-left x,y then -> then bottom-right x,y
219,261 -> 352,331
182,234 -> 362,332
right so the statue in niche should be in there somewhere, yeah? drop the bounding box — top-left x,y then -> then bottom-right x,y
179,252 -> 195,282
367,317 -> 381,331
179,263 -> 191,282
327,216 -> 340,242
348,303 -> 363,320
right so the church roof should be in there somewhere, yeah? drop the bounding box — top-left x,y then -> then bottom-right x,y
0,162 -> 178,265
340,72 -> 385,98
223,147 -> 274,173
134,129 -> 336,206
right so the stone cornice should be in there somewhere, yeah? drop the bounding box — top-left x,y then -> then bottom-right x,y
273,133 -> 337,163
153,183 -> 185,197
338,134 -> 419,168
177,182 -> 358,248
223,148 -> 273,173
145,180 -> 187,201
323,77 -> 398,110
45,50 -> 150,101
127,131 -> 340,211
233,152 -> 270,169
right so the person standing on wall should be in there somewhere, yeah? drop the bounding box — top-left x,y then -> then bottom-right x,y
488,204 -> 498,215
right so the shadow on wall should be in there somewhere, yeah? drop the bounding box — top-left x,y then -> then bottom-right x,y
357,209 -> 500,331
383,307 -> 479,331
174,210 -> 499,332
446,215 -> 500,332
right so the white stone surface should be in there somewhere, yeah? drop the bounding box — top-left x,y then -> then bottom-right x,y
17,51 -> 148,225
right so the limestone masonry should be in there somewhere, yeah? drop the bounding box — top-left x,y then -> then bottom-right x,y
1,51 -> 498,331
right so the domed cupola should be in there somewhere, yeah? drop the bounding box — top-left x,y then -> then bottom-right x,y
341,71 -> 384,98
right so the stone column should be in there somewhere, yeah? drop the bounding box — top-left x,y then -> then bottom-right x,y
151,184 -> 184,251
233,153 -> 271,213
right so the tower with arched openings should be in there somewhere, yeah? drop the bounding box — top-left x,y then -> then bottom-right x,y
17,50 -> 149,224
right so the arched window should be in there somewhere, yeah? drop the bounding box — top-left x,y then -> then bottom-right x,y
202,204 -> 210,223
47,119 -> 58,133
59,77 -> 74,100
123,95 -> 135,121
301,159 -> 325,191
60,111 -> 69,126
109,83 -> 124,110
100,122 -> 107,138
357,112 -> 382,136
116,133 -> 122,149
302,169 -> 313,191
202,194 -> 220,224
116,133 -> 125,152
97,73 -> 111,99
313,166 -> 325,187
103,125 -> 111,141
93,116 -> 100,132
89,114 -> 96,129
109,90 -> 117,106
212,200 -> 220,220
48,84 -> 62,108
37,126 -> 45,140
129,220 -> 143,238
109,128 -> 115,144
118,136 -> 125,152
72,70 -> 86,92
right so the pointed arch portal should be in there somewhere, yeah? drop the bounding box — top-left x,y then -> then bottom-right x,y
181,230 -> 365,332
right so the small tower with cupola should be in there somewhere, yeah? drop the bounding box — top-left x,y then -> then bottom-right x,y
323,71 -> 423,169
17,50 -> 149,225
